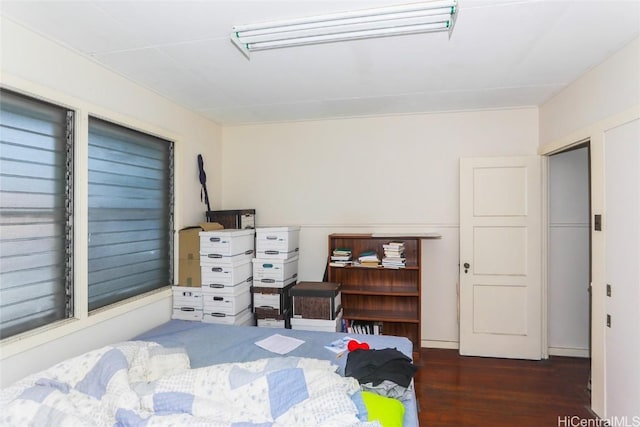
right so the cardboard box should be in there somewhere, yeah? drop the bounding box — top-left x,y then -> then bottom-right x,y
256,226 -> 300,253
201,259 -> 252,288
172,306 -> 203,321
199,228 -> 255,256
252,256 -> 298,282
177,223 -> 223,287
291,309 -> 343,332
172,286 -> 203,306
179,258 -> 201,287
291,281 -> 342,320
202,282 -> 252,315
255,307 -> 291,329
202,307 -> 254,326
179,227 -> 202,261
251,282 -> 295,313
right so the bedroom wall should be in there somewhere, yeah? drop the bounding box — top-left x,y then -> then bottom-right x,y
221,108 -> 540,348
539,36 -> 640,419
0,16 -> 222,387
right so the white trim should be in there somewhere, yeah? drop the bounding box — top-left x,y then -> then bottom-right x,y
422,339 -> 459,350
549,347 -> 590,358
0,288 -> 171,359
262,222 -> 460,229
541,154 -> 549,360
539,105 -> 640,418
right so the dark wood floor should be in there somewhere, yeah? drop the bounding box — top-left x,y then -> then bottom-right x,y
414,348 -> 594,427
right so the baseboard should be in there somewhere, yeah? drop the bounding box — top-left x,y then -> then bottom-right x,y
421,340 -> 459,350
548,347 -> 590,358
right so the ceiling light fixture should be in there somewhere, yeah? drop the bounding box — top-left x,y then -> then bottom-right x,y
231,0 -> 458,58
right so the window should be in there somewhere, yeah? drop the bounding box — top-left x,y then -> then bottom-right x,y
87,117 -> 173,311
0,89 -> 175,340
0,89 -> 74,339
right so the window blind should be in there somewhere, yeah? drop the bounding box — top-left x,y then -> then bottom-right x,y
87,117 -> 173,311
0,89 -> 73,339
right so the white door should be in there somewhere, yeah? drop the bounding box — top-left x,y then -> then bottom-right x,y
459,156 -> 542,359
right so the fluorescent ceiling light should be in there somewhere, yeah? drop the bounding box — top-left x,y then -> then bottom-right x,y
231,1 -> 458,58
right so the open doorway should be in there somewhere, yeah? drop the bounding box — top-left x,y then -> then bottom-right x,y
548,142 -> 591,362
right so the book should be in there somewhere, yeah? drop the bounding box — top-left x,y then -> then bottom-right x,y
358,250 -> 380,262
382,241 -> 405,268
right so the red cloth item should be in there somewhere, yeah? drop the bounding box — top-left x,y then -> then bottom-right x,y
348,340 -> 370,351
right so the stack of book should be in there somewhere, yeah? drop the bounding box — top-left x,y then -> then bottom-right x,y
357,250 -> 380,268
382,241 -> 406,268
345,319 -> 383,335
329,247 -> 352,267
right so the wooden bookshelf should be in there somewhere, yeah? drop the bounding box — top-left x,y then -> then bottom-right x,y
327,233 -> 426,360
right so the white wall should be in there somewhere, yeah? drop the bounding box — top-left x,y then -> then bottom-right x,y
222,108 -> 540,347
539,36 -> 640,418
604,118 -> 640,420
0,16 -> 222,386
540,37 -> 640,147
548,147 -> 590,357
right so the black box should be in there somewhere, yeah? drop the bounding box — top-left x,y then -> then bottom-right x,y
206,209 -> 255,229
291,281 -> 342,320
251,282 -> 294,314
255,307 -> 291,329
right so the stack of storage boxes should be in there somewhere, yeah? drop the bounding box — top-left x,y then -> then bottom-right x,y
290,281 -> 343,332
199,228 -> 255,326
172,226 -> 206,321
252,226 -> 300,328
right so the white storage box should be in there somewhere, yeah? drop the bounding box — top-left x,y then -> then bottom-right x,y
257,318 -> 287,328
251,283 -> 294,313
255,307 -> 290,329
201,259 -> 252,287
202,308 -> 254,326
172,286 -> 203,306
200,251 -> 254,266
253,275 -> 296,289
172,306 -> 203,321
202,282 -> 251,315
255,248 -> 299,260
291,310 -> 343,332
256,226 -> 300,259
202,277 -> 252,294
253,292 -> 283,311
252,257 -> 298,282
199,229 -> 255,256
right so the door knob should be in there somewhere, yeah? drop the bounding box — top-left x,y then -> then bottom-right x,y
463,262 -> 470,274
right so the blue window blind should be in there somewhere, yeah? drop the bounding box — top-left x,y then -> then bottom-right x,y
0,89 -> 73,339
87,117 -> 173,311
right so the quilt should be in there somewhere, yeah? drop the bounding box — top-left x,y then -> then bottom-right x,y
0,341 -> 379,427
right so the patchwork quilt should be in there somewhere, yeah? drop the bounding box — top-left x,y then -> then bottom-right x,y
0,341 -> 379,427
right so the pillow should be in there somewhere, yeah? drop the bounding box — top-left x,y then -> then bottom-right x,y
361,390 -> 405,427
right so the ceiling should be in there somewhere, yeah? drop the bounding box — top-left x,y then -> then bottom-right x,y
1,0 -> 639,126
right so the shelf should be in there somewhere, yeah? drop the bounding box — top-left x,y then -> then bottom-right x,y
329,264 -> 419,271
340,284 -> 419,296
343,308 -> 419,323
328,233 -> 422,359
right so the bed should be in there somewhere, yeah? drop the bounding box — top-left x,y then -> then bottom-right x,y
0,320 -> 419,426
